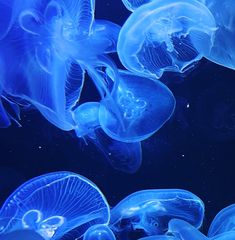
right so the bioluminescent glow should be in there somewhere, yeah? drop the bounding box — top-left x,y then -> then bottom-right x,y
0,171 -> 110,239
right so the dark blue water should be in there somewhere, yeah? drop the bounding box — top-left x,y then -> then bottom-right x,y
0,0 -> 235,236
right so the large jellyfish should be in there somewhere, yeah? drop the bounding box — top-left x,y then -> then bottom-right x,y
117,0 -> 216,79
109,189 -> 204,238
0,0 -> 121,130
0,171 -> 110,240
84,224 -> 116,240
73,101 -> 142,173
199,0 -> 235,70
208,204 -> 235,237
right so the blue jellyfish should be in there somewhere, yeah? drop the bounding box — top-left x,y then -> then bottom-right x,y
110,189 -> 204,238
73,102 -> 142,173
168,219 -> 208,240
0,0 -> 121,131
0,229 -> 45,240
198,0 -> 235,70
121,0 -> 151,12
139,236 -> 178,240
83,224 -> 116,240
0,171 -> 110,240
99,70 -> 176,143
208,204 -> 235,237
117,0 -> 216,79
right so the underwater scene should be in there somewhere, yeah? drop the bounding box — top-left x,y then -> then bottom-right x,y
0,0 -> 235,239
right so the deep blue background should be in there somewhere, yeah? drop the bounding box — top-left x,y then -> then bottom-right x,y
0,0 -> 235,236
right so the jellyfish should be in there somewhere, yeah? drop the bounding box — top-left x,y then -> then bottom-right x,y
199,0 -> 235,70
121,0 -> 151,12
0,229 -> 45,240
83,224 -> 116,240
73,101 -> 142,173
109,189 -> 204,238
208,204 -> 235,237
0,171 -> 110,240
139,236 -> 178,240
168,219 -> 208,240
117,0 -> 216,79
0,0 -> 121,131
99,70 -> 176,143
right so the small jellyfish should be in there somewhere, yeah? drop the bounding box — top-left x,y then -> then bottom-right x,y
99,70 -> 176,143
0,229 -> 45,240
168,219 -> 207,240
0,171 -> 110,240
139,236 -> 178,240
121,0 -> 151,12
110,189 -> 204,238
73,102 -> 142,173
117,0 -> 216,78
208,204 -> 235,237
201,0 -> 235,70
83,224 -> 116,240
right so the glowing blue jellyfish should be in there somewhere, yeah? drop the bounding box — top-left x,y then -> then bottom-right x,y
0,0 -> 121,131
110,189 -> 204,237
84,224 -> 116,240
121,0 -> 151,11
0,229 -> 45,240
99,70 -> 176,142
139,236 -> 178,240
117,0 -> 216,79
198,0 -> 235,70
208,204 -> 235,237
0,171 -> 110,240
168,219 -> 207,240
73,102 -> 142,173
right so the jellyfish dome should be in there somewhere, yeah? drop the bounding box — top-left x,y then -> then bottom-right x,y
200,0 -> 235,70
0,171 -> 110,240
83,224 -> 116,240
117,0 -> 216,79
208,204 -> 235,237
99,70 -> 176,143
110,189 -> 204,237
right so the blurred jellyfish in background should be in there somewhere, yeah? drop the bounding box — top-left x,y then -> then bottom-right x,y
117,0 -> 216,79
199,0 -> 235,70
84,224 -> 116,240
208,204 -> 235,237
121,0 -> 151,11
109,189 -> 204,239
0,171 -> 110,240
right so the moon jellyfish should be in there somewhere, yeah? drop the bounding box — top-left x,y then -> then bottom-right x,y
73,102 -> 142,173
99,70 -> 176,142
139,236 -> 178,240
117,0 -> 216,78
110,189 -> 204,238
0,229 -> 45,240
0,171 -> 110,240
168,219 -> 207,240
84,224 -> 116,240
200,0 -> 235,70
121,0 -> 151,11
208,204 -> 235,237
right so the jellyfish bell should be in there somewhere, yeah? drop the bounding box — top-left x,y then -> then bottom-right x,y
99,70 -> 176,143
83,224 -> 116,240
0,171 -> 110,240
72,102 -> 142,174
168,219 -> 208,240
199,0 -> 235,70
208,204 -> 235,237
110,189 -> 204,237
117,0 -> 216,79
